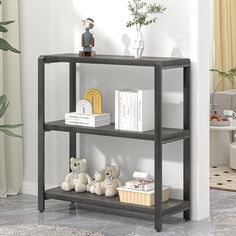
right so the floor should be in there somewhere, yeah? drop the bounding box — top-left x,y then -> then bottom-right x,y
0,190 -> 236,236
210,165 -> 236,191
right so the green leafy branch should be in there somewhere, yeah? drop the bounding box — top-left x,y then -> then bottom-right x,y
0,21 -> 20,53
210,67 -> 236,111
0,20 -> 22,138
0,95 -> 23,138
126,0 -> 166,30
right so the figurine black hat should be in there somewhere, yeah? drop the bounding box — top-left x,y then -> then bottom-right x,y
82,18 -> 94,26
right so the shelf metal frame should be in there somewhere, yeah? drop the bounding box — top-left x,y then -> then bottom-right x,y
38,54 -> 191,232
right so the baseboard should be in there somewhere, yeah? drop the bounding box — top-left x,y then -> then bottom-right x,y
21,181 -> 57,196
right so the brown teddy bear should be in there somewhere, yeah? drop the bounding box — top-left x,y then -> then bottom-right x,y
95,166 -> 122,197
90,170 -> 104,194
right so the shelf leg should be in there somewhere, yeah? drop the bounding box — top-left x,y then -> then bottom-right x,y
69,62 -> 76,205
69,62 -> 76,161
183,66 -> 191,221
154,64 -> 162,232
38,56 -> 45,212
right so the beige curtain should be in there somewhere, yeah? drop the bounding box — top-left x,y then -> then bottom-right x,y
0,0 -> 23,198
214,0 -> 236,91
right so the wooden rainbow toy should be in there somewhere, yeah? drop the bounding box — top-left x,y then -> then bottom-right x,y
76,99 -> 93,114
85,89 -> 102,114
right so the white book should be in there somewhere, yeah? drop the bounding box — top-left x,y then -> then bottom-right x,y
121,91 -> 127,130
125,180 -> 154,191
126,92 -> 131,130
65,118 -> 110,127
65,112 -> 110,122
137,89 -> 154,132
130,92 -> 138,131
130,92 -> 135,131
115,90 -> 119,129
115,88 -> 154,132
119,91 -> 123,130
117,89 -> 138,131
133,171 -> 154,181
134,92 -> 138,131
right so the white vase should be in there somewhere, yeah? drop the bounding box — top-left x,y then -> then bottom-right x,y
133,29 -> 144,59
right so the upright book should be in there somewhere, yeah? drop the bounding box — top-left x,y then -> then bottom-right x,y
137,89 -> 154,132
115,89 -> 154,132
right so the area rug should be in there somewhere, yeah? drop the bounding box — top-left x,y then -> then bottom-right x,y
210,165 -> 236,191
0,224 -> 103,236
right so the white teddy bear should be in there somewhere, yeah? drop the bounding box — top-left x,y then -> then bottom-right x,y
90,170 -> 104,194
61,157 -> 92,193
95,166 -> 122,197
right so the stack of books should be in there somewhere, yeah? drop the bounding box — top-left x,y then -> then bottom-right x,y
115,89 -> 154,132
125,171 -> 154,191
65,112 -> 110,127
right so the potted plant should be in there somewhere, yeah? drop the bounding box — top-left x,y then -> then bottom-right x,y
0,20 -> 22,137
126,0 -> 166,58
210,67 -> 236,114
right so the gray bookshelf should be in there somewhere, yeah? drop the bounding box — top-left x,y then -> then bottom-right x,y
38,54 -> 191,232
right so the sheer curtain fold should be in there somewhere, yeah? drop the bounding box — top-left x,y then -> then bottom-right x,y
0,0 -> 23,198
214,0 -> 236,91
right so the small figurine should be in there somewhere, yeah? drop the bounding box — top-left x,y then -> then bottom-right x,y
85,89 -> 102,114
76,99 -> 93,115
79,18 -> 96,56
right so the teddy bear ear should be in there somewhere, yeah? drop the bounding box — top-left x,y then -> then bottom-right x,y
115,166 -> 120,171
82,159 -> 87,164
70,157 -> 75,163
114,166 -> 120,177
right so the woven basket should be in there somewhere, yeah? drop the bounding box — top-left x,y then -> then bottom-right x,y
117,186 -> 170,206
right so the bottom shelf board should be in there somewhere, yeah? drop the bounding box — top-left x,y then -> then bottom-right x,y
45,187 -> 189,219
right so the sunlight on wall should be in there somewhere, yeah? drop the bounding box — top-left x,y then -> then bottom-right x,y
72,0 -> 134,55
71,0 -> 183,57
189,0 -> 199,61
73,30 -> 81,52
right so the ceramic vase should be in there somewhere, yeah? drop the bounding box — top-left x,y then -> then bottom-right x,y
210,104 -> 219,115
133,29 -> 144,59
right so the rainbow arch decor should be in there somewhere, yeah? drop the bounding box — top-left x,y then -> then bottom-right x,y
85,89 -> 102,114
76,99 -> 93,114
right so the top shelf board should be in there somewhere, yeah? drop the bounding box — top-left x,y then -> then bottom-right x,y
40,54 -> 190,69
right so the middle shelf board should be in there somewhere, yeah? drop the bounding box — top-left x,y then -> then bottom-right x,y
44,120 -> 190,143
45,187 -> 190,220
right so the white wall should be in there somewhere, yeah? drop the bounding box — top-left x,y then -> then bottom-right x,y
19,0 -> 212,220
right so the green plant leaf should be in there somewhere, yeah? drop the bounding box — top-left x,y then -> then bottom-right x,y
0,128 -> 22,138
0,25 -> 8,32
228,67 -> 236,75
0,102 -> 9,119
0,124 -> 23,129
210,67 -> 236,109
0,38 -> 20,53
210,69 -> 227,77
0,95 -> 9,119
0,21 -> 15,25
127,0 -> 166,28
0,94 -> 7,106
